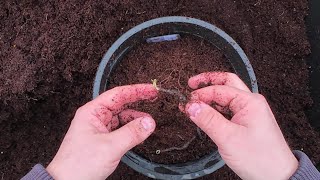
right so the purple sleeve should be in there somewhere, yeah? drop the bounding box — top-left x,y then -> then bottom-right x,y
21,151 -> 320,180
21,164 -> 53,180
290,150 -> 320,180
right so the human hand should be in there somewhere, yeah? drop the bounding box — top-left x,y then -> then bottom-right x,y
46,84 -> 157,180
185,72 -> 298,180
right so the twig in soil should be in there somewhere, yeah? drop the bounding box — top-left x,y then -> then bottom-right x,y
254,0 -> 261,6
50,91 -> 61,94
24,95 -> 38,101
152,79 -> 187,102
136,11 -> 146,15
137,66 -> 143,74
156,136 -> 196,154
177,134 -> 184,141
177,70 -> 183,89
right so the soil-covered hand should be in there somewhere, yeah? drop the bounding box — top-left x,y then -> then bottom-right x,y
185,72 -> 298,180
46,84 -> 157,180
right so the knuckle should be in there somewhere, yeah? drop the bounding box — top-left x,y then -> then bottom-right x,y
198,109 -> 216,132
112,86 -> 120,91
75,107 -> 81,115
254,94 -> 267,103
75,105 -> 85,115
227,72 -> 239,80
76,101 -> 94,114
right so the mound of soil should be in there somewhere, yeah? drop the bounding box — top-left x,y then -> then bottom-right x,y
109,36 -> 233,164
0,0 -> 319,179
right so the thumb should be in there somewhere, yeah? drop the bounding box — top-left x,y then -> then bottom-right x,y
187,102 -> 240,145
108,116 -> 155,157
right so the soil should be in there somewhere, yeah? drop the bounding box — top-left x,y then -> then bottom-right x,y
108,36 -> 233,164
0,0 -> 319,179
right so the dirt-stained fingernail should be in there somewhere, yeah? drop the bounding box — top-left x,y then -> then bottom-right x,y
187,103 -> 202,118
141,117 -> 155,131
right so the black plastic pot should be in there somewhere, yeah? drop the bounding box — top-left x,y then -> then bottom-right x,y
306,0 -> 320,170
306,0 -> 320,132
93,16 -> 258,179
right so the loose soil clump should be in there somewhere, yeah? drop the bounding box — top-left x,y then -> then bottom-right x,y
0,0 -> 319,179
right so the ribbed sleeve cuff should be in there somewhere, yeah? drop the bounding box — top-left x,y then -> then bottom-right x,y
290,150 -> 320,180
21,164 -> 53,180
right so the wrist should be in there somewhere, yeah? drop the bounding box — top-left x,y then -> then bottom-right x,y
46,159 -> 67,180
46,161 -> 59,179
281,153 -> 299,180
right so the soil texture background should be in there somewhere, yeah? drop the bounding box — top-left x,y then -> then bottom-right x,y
0,0 -> 319,179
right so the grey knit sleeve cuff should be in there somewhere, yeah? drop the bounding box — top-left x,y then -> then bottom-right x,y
21,164 -> 54,180
290,150 -> 320,180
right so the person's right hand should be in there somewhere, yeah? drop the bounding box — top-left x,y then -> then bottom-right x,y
185,72 -> 298,180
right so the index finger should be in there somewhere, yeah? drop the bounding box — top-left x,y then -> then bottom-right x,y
92,84 -> 158,111
188,72 -> 251,92
190,85 -> 252,113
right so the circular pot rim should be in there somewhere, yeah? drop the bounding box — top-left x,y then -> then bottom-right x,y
93,16 -> 258,179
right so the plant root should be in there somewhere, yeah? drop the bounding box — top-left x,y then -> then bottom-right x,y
158,135 -> 196,154
159,88 -> 187,102
152,79 -> 187,103
159,69 -> 175,85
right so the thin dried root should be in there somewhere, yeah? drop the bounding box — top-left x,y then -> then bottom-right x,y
157,136 -> 196,154
177,70 -> 183,89
196,127 -> 204,140
159,69 -> 175,85
159,88 -> 187,102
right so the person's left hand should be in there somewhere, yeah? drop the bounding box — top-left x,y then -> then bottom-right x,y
46,84 -> 158,180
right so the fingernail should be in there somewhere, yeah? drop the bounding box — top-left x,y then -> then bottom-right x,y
188,103 -> 202,118
141,117 -> 154,130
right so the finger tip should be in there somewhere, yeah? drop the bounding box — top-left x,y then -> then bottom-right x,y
188,78 -> 198,89
141,116 -> 156,132
135,84 -> 159,100
187,102 -> 202,117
